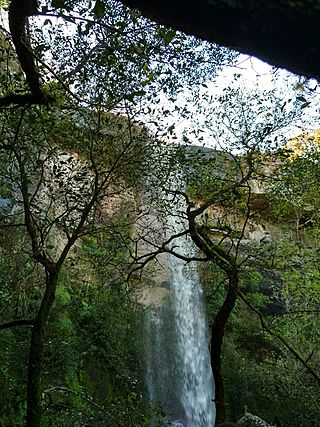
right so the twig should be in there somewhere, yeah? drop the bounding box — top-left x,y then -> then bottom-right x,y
237,288 -> 320,386
43,386 -> 123,426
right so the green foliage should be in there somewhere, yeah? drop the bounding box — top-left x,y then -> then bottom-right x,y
223,306 -> 320,426
0,95 -> 153,425
219,229 -> 320,425
0,328 -> 29,427
269,142 -> 320,227
0,228 -> 36,425
44,282 -> 147,425
30,0 -> 235,106
199,165 -> 320,425
1,1 -> 319,424
0,219 -> 151,425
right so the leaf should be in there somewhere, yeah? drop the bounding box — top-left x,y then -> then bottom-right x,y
296,96 -> 307,102
124,90 -> 146,102
92,0 -> 105,19
52,0 -> 67,9
294,82 -> 305,92
157,27 -> 176,46
167,124 -> 175,133
182,135 -> 190,143
163,29 -> 176,46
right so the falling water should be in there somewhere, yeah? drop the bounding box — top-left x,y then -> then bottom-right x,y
144,194 -> 215,427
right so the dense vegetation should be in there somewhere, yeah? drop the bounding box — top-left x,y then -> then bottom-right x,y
1,1 -> 320,427
195,142 -> 320,426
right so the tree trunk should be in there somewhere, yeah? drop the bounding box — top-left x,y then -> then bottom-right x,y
187,214 -> 240,424
211,270 -> 238,425
26,270 -> 58,427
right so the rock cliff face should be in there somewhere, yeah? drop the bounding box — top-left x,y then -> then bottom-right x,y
35,142 -> 285,323
134,146 -> 286,314
135,279 -> 171,307
132,208 -> 173,307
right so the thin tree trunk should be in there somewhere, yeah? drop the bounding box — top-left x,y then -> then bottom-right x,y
26,270 -> 58,427
211,270 -> 238,425
187,216 -> 239,424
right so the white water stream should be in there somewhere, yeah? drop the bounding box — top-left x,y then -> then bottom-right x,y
144,196 -> 215,426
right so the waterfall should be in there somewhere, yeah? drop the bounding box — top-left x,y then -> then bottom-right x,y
143,191 -> 215,427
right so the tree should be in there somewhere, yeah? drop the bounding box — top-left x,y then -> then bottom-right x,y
2,1 -> 320,425
0,105 -> 150,426
180,90 -> 320,424
219,138 -> 320,424
270,130 -> 320,238
176,146 -> 260,424
0,3 -> 235,424
6,0 -> 320,88
131,82 -> 320,424
1,0 -> 233,107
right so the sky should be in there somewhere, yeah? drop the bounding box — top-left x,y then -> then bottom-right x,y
1,5 -> 319,153
140,54 -> 320,151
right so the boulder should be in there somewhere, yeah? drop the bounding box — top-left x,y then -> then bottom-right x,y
238,413 -> 272,427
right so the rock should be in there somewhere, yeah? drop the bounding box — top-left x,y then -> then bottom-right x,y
238,412 -> 272,427
134,284 -> 171,307
0,198 -> 12,216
